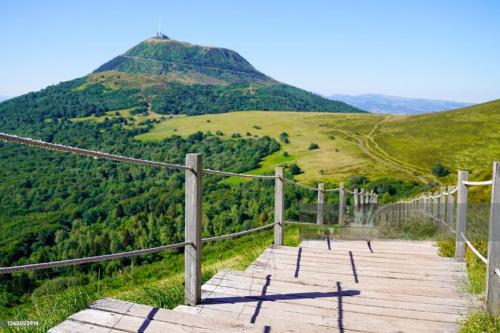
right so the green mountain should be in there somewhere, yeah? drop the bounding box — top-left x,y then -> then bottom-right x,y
0,35 -> 363,122
94,35 -> 273,84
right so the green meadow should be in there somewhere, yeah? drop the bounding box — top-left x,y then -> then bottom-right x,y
134,99 -> 500,185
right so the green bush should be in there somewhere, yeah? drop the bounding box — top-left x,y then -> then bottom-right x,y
432,163 -> 450,177
308,143 -> 319,150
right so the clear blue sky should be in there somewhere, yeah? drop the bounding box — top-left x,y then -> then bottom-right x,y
1,0 -> 499,103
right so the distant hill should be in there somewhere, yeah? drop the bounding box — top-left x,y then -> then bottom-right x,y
0,95 -> 11,102
0,35 -> 362,123
328,93 -> 472,114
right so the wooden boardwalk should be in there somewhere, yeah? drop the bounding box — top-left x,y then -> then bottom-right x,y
50,240 -> 478,333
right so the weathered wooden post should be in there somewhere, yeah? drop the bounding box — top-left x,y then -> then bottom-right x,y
274,167 -> 285,245
185,153 -> 202,305
427,192 -> 434,216
359,189 -> 365,205
447,186 -> 455,231
486,161 -> 500,315
433,192 -> 438,222
455,171 -> 468,260
353,189 -> 359,208
317,183 -> 325,225
339,182 -> 345,225
440,187 -> 447,225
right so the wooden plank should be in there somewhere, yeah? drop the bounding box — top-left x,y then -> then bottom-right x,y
48,319 -> 123,333
90,298 -> 261,332
177,294 -> 459,333
208,270 -> 474,303
256,249 -> 465,270
253,251 -> 466,275
200,281 -> 468,321
268,246 -> 461,264
175,305 -> 347,333
248,258 -> 464,283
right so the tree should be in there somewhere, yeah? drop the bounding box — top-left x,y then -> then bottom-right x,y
279,132 -> 290,143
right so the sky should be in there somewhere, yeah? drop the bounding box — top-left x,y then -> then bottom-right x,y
0,0 -> 499,103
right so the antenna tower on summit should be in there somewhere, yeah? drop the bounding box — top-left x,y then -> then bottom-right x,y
156,20 -> 163,38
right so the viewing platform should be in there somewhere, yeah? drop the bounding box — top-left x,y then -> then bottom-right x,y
49,239 -> 478,333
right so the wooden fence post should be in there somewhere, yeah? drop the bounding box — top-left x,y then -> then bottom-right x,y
455,171 -> 468,260
440,187 -> 446,225
447,186 -> 455,232
339,182 -> 345,225
184,153 -> 202,305
317,183 -> 325,225
486,161 -> 500,315
353,189 -> 359,208
433,192 -> 439,222
274,167 -> 284,245
360,189 -> 365,205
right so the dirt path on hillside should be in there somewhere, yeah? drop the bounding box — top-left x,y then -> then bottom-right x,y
332,116 -> 430,183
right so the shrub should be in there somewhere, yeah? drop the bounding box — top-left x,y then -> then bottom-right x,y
253,125 -> 262,130
279,132 -> 290,143
288,163 -> 302,175
216,130 -> 224,136
231,133 -> 242,138
283,151 -> 289,157
432,163 -> 450,177
308,143 -> 319,150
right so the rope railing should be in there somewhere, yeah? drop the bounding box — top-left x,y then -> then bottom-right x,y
0,241 -> 192,275
0,132 -> 191,171
460,232 -> 488,264
202,223 -> 275,242
0,222 -> 277,275
462,180 -> 493,186
325,188 -> 340,192
202,168 -> 276,180
284,178 -> 318,191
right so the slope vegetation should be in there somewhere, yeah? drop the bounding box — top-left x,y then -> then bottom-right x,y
135,100 -> 500,183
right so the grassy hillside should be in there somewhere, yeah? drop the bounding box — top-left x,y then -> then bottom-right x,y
374,100 -> 500,182
133,100 -> 500,184
136,111 -> 395,182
